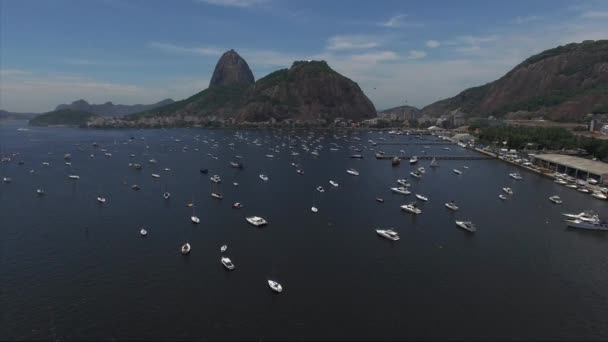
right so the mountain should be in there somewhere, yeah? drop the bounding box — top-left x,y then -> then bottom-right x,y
209,49 -> 255,88
0,110 -> 39,120
55,98 -> 174,117
422,40 -> 608,122
29,109 -> 98,127
127,53 -> 376,125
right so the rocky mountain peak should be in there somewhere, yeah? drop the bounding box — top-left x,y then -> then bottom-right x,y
209,49 -> 255,88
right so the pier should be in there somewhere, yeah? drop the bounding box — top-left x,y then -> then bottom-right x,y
375,141 -> 454,145
375,155 -> 494,160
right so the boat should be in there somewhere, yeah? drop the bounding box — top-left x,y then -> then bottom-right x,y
409,156 -> 418,164
376,228 -> 400,241
233,182 -> 239,186
346,169 -> 359,176
549,195 -> 562,204
410,171 -> 422,178
502,187 -> 513,195
268,280 -> 283,293
455,220 -> 477,233
36,188 -> 45,196
221,245 -> 227,252
396,179 -> 409,187
329,180 -> 339,187
445,201 -> 459,211
246,216 -> 268,227
68,175 -> 80,180
350,154 -> 364,159
232,202 -> 243,209
562,211 -> 599,223
453,169 -> 462,175
499,194 -> 507,200
316,186 -> 325,193
578,187 -> 590,193
163,192 -> 171,200
588,178 -> 599,185
401,203 -> 422,214
296,169 -> 304,175
565,219 -> 608,231
391,157 -> 400,166
191,215 -> 200,224
2,177 -> 11,183
430,158 -> 438,167
181,243 -> 191,255
210,175 -> 221,183
151,173 -> 160,178
131,184 -> 140,190
97,196 -> 106,203
200,168 -> 208,174
259,174 -> 269,182
554,178 -> 568,185
391,187 -> 411,195
415,194 -> 428,202
140,228 -> 147,236
417,167 -> 426,174
211,192 -> 223,199
311,206 -> 318,213
376,198 -> 384,203
509,172 -> 523,180
592,191 -> 607,200
230,161 -> 243,169
221,257 -> 235,270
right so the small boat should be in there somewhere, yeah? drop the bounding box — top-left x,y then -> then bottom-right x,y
211,192 -> 223,199
329,180 -> 339,187
391,157 -> 400,166
549,195 -> 562,204
391,187 -> 411,195
445,201 -> 459,211
578,187 -> 590,194
191,216 -> 200,224
563,211 -> 599,223
151,173 -> 160,178
346,169 -> 359,176
181,243 -> 191,255
430,158 -> 438,167
592,191 -> 607,200
401,203 -> 422,214
296,169 -> 305,175
588,178 -> 599,185
36,188 -> 45,196
259,174 -> 269,182
566,183 -> 578,189
131,184 -> 140,190
268,280 -> 283,293
415,194 -> 428,202
210,175 -> 221,183
163,192 -> 171,199
554,178 -> 568,185
246,216 -> 268,227
410,171 -> 422,179
233,182 -> 239,186
502,187 -> 513,195
97,196 -> 106,203
316,186 -> 325,193
2,177 -> 12,183
376,198 -> 384,203
499,194 -> 507,200
409,156 -> 418,164
221,257 -> 235,270
140,228 -> 148,236
376,228 -> 400,241
350,154 -> 364,159
221,245 -> 227,252
265,154 -> 274,158
417,167 -> 426,174
230,161 -> 243,169
565,219 -> 608,231
509,172 -> 523,180
456,220 -> 476,233
149,159 -> 158,164
68,175 -> 80,180
311,206 -> 318,213
232,202 -> 243,209
453,169 -> 462,175
200,168 -> 208,174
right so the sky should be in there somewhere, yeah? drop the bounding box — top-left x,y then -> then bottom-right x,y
1,0 -> 608,113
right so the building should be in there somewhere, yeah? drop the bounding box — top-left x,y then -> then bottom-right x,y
532,154 -> 608,184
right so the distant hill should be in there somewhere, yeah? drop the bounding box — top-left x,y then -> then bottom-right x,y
127,50 -> 376,125
29,109 -> 98,127
421,40 -> 608,122
55,98 -> 174,117
379,105 -> 420,120
0,110 -> 39,120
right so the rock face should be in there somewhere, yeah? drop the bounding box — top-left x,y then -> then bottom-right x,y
55,98 -> 174,117
422,40 -> 608,121
209,49 -> 255,88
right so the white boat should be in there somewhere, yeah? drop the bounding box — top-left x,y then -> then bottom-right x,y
297,169 -> 305,175
268,280 -> 283,293
578,187 -> 590,193
68,175 -> 80,180
221,257 -> 235,270
430,158 -> 438,167
391,187 -> 411,195
220,245 -> 227,252
140,228 -> 148,236
163,192 -> 171,199
409,156 -> 418,164
565,183 -> 578,189
445,202 -> 459,211
210,175 -> 221,183
316,186 -> 325,193
232,202 -> 243,209
259,174 -> 269,182
2,177 -> 11,183
499,194 -> 507,200
592,191 -> 607,200
587,178 -> 599,185
151,173 -> 160,178
417,167 -> 426,174
246,216 -> 268,227
401,203 -> 422,214
396,179 -> 409,187
549,195 -> 562,204
181,243 -> 191,255
211,192 -> 223,199
191,216 -> 200,224
456,220 -> 477,233
329,180 -> 338,187
502,187 -> 513,195
509,172 -> 523,180
453,169 -> 462,175
346,169 -> 359,176
410,171 -> 422,178
376,228 -> 400,241
554,179 -> 568,185
97,196 -> 106,203
415,194 -> 428,202
565,219 -> 608,231
311,206 -> 318,213
562,211 -> 599,223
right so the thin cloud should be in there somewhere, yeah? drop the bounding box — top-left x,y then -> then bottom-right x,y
425,40 -> 441,48
194,0 -> 268,8
379,14 -> 406,28
512,15 -> 541,24
580,10 -> 608,18
407,50 -> 427,59
147,41 -> 223,56
326,35 -> 380,51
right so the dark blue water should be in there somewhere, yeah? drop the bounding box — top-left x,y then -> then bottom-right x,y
2,120 -> 608,340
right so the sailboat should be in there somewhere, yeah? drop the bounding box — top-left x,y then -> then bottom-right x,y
430,157 -> 438,167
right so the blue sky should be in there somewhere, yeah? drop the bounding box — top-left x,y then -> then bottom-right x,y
1,0 -> 608,112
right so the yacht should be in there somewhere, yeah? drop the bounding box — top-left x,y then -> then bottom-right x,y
181,243 -> 191,255
311,206 -> 318,213
566,183 -> 578,189
453,169 -> 462,175
163,192 -> 171,200
455,220 -> 477,233
592,191 -> 607,200
151,173 -> 160,178
565,219 -> 608,231
346,169 -> 359,176
396,179 -> 409,187
2,177 -> 11,183
376,228 -> 400,241
562,211 -> 599,223
246,216 -> 268,227
578,187 -> 590,194
410,171 -> 422,179
350,154 -> 364,159
36,188 -> 45,196
140,228 -> 147,236
509,172 -> 523,180
211,192 -> 223,199
97,196 -> 106,203
391,187 -> 411,195
502,187 -> 513,195
329,180 -> 339,187
409,156 -> 418,164
259,174 -> 269,182
268,280 -> 283,293
210,175 -> 221,183
445,201 -> 459,211
232,202 -> 243,209
230,161 -> 243,169
376,198 -> 385,203
297,169 -> 305,175
417,167 -> 426,174
316,186 -> 325,193
191,215 -> 200,224
554,179 -> 568,185
401,203 -> 422,214
587,178 -> 599,185
221,257 -> 235,270
549,195 -> 563,204
68,175 -> 80,180
221,245 -> 227,252
415,194 -> 428,202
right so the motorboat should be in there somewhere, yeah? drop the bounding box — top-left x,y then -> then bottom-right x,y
140,228 -> 147,236
163,192 -> 171,199
396,179 -> 409,187
191,215 -> 200,224
97,196 -> 106,203
391,187 -> 411,195
350,154 -> 364,159
409,156 -> 418,164
297,169 -> 305,175
230,161 -> 243,169
246,216 -> 268,227
565,183 -> 578,189
391,157 -> 400,166
2,177 -> 12,183
346,169 -> 359,176
562,211 -> 599,223
417,167 -> 426,174
200,168 -> 208,174
401,203 -> 422,214
210,175 -> 221,183
221,245 -> 227,252
587,178 -> 599,185
233,182 -> 239,186
151,173 -> 160,178
415,194 -> 428,202
259,174 -> 269,182
577,187 -> 590,193
499,194 -> 507,200
221,257 -> 235,270
316,186 -> 325,193
565,219 -> 608,231
453,169 -> 462,175
232,202 -> 243,209
509,172 -> 523,180
554,179 -> 568,185
456,220 -> 477,233
549,195 -> 562,204
329,180 -> 339,187
376,228 -> 400,241
592,191 -> 607,200
36,188 -> 45,196
181,243 -> 191,255
502,187 -> 513,195
410,171 -> 422,178
376,198 -> 384,203
131,184 -> 140,190
268,280 -> 283,293
211,192 -> 223,199
445,201 -> 459,211
311,206 -> 318,213
68,175 -> 80,180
